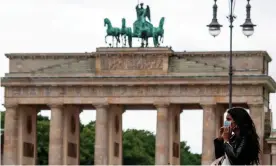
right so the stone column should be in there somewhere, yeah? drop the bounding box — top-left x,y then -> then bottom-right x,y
48,104 -> 64,165
215,105 -> 225,138
94,103 -> 109,165
3,104 -> 18,165
263,142 -> 271,165
249,104 -> 265,164
263,110 -> 272,165
272,154 -> 276,165
201,104 -> 216,165
17,106 -> 37,165
168,104 -> 181,165
155,103 -> 170,165
62,105 -> 80,165
108,105 -> 124,165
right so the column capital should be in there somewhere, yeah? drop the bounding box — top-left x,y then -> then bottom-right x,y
248,103 -> 264,108
154,102 -> 170,109
200,103 -> 216,109
93,103 -> 109,109
3,103 -> 17,109
48,104 -> 63,109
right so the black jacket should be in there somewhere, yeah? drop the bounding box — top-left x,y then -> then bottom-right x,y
214,135 -> 251,165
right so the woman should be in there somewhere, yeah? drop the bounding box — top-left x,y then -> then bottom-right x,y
213,107 -> 260,165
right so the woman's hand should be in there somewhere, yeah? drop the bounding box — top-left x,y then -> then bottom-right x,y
222,126 -> 231,142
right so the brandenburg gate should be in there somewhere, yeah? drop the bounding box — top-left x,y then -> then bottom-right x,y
1,47 -> 276,165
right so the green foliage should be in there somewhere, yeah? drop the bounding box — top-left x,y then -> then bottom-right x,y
180,141 -> 201,165
36,119 -> 50,165
80,121 -> 95,165
0,111 -> 201,165
123,129 -> 155,165
1,111 -> 5,129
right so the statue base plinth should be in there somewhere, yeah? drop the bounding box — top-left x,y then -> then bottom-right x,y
96,47 -> 173,53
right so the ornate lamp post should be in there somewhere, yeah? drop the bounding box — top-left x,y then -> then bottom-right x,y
207,0 -> 256,109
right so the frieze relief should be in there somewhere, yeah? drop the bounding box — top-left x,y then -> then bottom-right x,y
6,85 -> 262,98
100,54 -> 163,70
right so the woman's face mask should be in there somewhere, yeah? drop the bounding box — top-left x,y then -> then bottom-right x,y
226,113 -> 237,130
224,120 -> 231,127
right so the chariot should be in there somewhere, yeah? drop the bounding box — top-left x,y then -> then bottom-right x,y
104,3 -> 165,47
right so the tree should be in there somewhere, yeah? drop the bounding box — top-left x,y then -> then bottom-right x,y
123,129 -> 155,165
36,117 -> 50,165
1,111 -> 5,130
80,121 -> 95,165
123,129 -> 201,165
180,141 -> 201,165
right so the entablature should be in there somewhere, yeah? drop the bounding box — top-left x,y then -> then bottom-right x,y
1,75 -> 276,93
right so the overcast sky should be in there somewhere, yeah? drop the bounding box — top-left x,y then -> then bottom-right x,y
0,0 -> 276,154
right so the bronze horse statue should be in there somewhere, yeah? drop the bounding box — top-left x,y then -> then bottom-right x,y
121,18 -> 132,47
104,18 -> 121,47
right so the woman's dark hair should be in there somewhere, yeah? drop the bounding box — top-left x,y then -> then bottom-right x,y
227,107 -> 260,165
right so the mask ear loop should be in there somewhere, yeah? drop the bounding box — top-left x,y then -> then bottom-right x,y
232,123 -> 239,135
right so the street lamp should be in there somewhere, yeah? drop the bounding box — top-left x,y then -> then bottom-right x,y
241,1 -> 256,37
207,0 -> 222,37
207,0 -> 256,109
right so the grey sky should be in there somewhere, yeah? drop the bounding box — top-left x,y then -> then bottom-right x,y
0,0 -> 275,154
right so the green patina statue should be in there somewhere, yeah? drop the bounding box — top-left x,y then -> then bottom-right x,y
104,3 -> 165,48
104,18 -> 121,47
121,18 -> 132,47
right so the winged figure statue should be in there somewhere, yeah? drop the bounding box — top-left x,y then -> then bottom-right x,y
136,3 -> 151,29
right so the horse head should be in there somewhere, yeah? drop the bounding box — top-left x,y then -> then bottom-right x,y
122,18 -> 126,27
159,17 -> 165,29
104,18 -> 111,27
